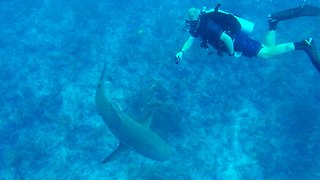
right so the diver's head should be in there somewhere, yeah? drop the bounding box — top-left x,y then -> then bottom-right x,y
187,7 -> 201,21
183,7 -> 201,32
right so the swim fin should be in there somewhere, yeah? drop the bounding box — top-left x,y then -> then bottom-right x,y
295,38 -> 320,73
268,5 -> 320,30
304,39 -> 320,73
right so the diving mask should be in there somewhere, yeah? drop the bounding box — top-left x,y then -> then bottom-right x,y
183,17 -> 200,32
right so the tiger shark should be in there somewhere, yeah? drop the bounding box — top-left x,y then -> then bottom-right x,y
95,61 -> 172,163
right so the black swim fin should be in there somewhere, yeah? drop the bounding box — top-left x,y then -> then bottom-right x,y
268,5 -> 320,30
295,38 -> 320,73
304,39 -> 320,73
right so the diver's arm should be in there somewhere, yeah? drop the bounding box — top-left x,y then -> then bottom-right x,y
181,36 -> 194,53
220,32 -> 234,55
175,36 -> 194,63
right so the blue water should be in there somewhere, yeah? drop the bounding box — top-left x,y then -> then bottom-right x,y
1,0 -> 319,179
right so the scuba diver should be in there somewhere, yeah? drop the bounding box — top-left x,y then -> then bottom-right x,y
175,4 -> 320,73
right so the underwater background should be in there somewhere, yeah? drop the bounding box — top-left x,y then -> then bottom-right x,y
1,0 -> 320,179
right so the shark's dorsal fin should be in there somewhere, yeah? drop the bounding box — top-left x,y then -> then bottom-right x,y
102,143 -> 129,163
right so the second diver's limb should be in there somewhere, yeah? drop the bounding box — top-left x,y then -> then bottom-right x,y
268,5 -> 320,30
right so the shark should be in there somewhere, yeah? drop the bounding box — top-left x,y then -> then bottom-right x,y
95,61 -> 172,163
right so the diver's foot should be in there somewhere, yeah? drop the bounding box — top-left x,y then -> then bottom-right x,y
268,15 -> 279,31
295,38 -> 320,73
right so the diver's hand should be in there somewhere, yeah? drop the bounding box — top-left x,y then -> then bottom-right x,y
175,51 -> 184,64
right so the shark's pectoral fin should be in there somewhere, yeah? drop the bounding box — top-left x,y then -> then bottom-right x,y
140,107 -> 159,127
102,143 -> 129,164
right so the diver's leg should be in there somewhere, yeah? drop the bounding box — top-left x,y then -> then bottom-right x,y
265,30 -> 276,47
258,43 -> 295,59
258,39 -> 320,72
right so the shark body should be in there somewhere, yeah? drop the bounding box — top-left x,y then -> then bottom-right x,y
95,62 -> 172,162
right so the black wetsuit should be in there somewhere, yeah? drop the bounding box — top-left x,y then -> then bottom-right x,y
190,11 -> 262,57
